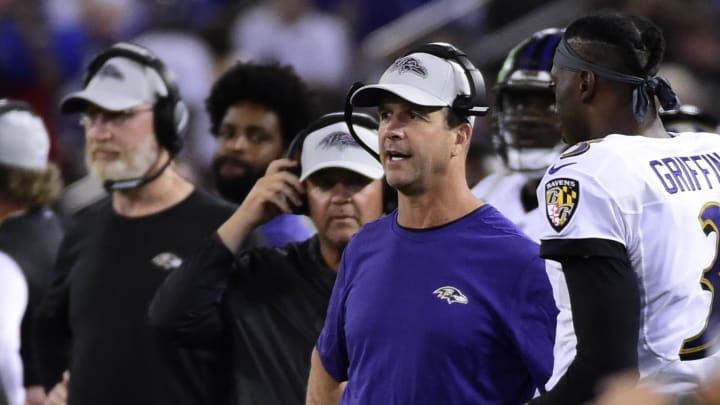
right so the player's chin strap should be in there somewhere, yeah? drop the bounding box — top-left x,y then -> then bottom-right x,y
345,82 -> 381,163
103,154 -> 173,192
554,37 -> 680,122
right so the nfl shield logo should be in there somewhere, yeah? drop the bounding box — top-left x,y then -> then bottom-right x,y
545,178 -> 579,232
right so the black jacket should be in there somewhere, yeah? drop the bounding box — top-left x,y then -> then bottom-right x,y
149,233 -> 336,405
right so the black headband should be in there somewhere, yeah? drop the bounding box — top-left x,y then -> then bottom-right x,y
553,37 -> 680,121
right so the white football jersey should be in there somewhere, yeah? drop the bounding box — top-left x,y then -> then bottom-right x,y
471,169 -> 531,225
537,132 -> 720,392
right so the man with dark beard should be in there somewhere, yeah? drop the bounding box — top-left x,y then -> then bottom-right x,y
206,62 -> 316,246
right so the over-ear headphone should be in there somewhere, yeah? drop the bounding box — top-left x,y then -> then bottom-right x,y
286,112 -> 396,215
83,42 -> 189,156
405,42 -> 488,116
0,99 -> 33,116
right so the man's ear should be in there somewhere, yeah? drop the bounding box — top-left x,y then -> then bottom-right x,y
579,70 -> 596,103
451,122 -> 472,157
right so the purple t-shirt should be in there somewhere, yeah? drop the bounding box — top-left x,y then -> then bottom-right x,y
317,205 -> 557,404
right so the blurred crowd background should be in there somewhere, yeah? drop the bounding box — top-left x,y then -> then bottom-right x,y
1,0 -> 719,189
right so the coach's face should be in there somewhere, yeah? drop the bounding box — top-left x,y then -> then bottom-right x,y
377,97 -> 456,197
213,102 -> 286,203
83,103 -> 160,182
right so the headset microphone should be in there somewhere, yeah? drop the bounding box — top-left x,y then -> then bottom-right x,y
344,82 -> 381,163
102,156 -> 172,191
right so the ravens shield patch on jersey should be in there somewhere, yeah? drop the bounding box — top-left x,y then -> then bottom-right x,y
545,178 -> 579,232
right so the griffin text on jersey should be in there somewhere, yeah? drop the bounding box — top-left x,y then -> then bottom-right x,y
650,152 -> 720,194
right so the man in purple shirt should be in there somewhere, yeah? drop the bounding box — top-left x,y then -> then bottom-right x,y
307,42 -> 558,405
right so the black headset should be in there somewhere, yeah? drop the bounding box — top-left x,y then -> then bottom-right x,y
286,112 -> 396,215
83,42 -> 189,156
344,42 -> 489,162
0,99 -> 34,116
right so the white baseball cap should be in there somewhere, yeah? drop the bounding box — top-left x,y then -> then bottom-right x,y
60,56 -> 168,113
0,108 -> 50,170
300,121 -> 384,182
351,52 -> 473,110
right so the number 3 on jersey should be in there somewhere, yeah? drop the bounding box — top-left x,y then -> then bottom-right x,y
681,202 -> 720,361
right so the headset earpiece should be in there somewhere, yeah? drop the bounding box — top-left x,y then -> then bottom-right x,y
285,126 -> 307,179
83,42 -> 189,156
283,143 -> 307,215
